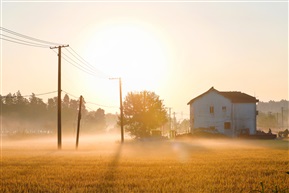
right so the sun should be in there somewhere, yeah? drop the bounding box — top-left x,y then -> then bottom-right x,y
81,20 -> 169,93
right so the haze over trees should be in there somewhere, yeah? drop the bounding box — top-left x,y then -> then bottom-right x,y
1,91 -> 288,137
257,101 -> 289,129
122,91 -> 168,139
0,91 -> 118,136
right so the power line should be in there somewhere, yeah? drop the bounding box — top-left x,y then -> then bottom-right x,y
66,47 -> 97,72
0,37 -> 49,48
52,49 -> 107,78
1,27 -> 109,79
86,101 -> 119,109
62,90 -> 79,99
85,106 -> 95,112
61,51 -> 100,76
0,34 -> 50,48
0,27 -> 62,46
62,90 -> 118,109
64,47 -> 109,79
51,49 -> 96,77
1,91 -> 57,98
29,91 -> 58,97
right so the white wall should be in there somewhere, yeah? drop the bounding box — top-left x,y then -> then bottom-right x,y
233,103 -> 257,135
190,90 -> 257,137
190,90 -> 232,135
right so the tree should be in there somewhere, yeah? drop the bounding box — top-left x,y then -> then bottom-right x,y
122,91 -> 167,139
177,119 -> 190,134
257,112 -> 278,128
63,94 -> 70,109
85,108 -> 106,132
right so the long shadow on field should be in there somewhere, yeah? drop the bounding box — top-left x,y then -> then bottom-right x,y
99,144 -> 123,192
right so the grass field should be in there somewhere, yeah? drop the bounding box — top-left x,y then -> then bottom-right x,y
1,135 -> 288,192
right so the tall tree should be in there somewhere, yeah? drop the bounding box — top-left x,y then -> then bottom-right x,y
85,108 -> 106,132
63,94 -> 70,109
122,91 -> 167,139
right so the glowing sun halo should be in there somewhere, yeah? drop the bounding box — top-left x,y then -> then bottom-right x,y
83,21 -> 169,92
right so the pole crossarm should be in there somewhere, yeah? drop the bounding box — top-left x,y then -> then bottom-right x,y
109,77 -> 121,80
50,45 -> 69,49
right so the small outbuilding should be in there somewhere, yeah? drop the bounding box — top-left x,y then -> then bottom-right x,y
187,87 -> 259,137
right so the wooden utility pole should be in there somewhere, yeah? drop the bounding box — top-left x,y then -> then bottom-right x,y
169,108 -> 171,130
119,78 -> 124,143
281,107 -> 284,129
76,95 -> 83,149
109,77 -> 124,143
50,45 -> 69,149
173,112 -> 176,130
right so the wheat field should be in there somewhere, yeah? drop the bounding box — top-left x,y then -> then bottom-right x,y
1,136 -> 288,192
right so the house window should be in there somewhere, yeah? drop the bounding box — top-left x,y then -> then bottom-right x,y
222,106 -> 226,112
210,106 -> 214,114
224,122 -> 231,129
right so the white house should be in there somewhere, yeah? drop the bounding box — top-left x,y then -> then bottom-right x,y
187,87 -> 259,137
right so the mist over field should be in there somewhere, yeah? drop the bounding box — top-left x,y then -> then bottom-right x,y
2,133 -> 287,156
2,132 -> 289,192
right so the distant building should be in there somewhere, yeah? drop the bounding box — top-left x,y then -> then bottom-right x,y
187,87 -> 259,137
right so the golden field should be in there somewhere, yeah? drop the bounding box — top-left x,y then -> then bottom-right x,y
1,135 -> 288,193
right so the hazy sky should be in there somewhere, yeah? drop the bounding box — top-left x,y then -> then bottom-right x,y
1,1 -> 288,119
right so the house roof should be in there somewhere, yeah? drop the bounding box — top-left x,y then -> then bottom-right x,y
187,87 -> 259,105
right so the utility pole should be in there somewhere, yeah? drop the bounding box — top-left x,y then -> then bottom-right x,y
76,95 -> 83,149
173,112 -> 176,130
50,45 -> 69,149
109,77 -> 124,143
281,107 -> 284,129
169,108 -> 171,130
277,112 -> 279,127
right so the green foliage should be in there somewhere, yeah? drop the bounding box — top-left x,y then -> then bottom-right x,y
122,91 -> 167,139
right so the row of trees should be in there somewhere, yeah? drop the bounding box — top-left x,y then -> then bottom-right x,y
1,90 -> 190,139
2,90 -> 286,139
1,91 -> 116,135
257,111 -> 288,129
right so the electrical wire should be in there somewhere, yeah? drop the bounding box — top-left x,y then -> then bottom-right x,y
0,37 -> 49,48
86,101 -> 119,109
61,51 -> 99,76
64,47 -> 109,79
51,49 -> 92,76
1,27 -> 115,109
62,90 -> 80,100
0,27 -> 62,46
0,34 -> 50,48
1,91 -> 57,98
1,27 -> 108,79
28,91 -> 58,97
52,49 -> 107,79
62,90 -> 118,109
65,47 -> 96,72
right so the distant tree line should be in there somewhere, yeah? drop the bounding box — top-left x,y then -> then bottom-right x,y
257,111 -> 288,129
257,100 -> 289,113
257,100 -> 289,129
0,91 -> 118,136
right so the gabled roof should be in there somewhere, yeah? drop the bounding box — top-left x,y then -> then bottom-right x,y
187,87 -> 259,105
